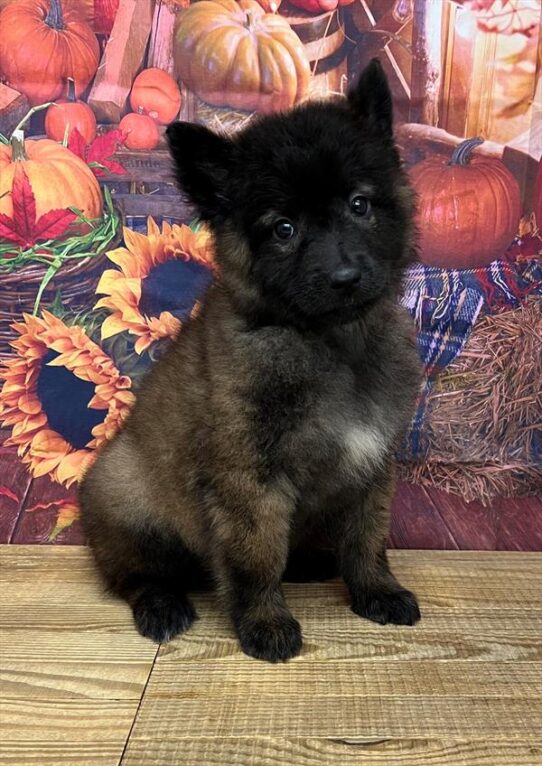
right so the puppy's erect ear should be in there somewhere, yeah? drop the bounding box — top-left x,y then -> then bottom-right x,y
347,58 -> 393,138
166,122 -> 232,222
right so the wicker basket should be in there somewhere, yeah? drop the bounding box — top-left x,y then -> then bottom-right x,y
0,211 -> 122,359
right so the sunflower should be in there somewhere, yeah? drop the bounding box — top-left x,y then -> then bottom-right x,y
96,217 -> 214,354
0,311 -> 135,488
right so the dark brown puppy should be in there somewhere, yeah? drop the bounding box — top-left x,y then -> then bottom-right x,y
79,59 -> 422,662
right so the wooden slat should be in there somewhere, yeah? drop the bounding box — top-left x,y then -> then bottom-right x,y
422,487 -> 499,551
148,1 -> 177,75
127,695 -> 541,739
122,736 -> 542,766
390,482 -> 459,549
0,440 -> 31,543
11,475 -> 81,544
0,546 -> 157,766
1,699 -> 139,766
497,496 -> 542,552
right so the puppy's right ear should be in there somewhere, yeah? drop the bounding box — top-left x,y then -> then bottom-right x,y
166,122 -> 232,222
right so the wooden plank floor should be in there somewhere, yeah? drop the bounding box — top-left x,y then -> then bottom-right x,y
1,547 -> 541,765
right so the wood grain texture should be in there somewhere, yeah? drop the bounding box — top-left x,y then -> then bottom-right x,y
423,487 -> 499,551
497,496 -> 542,552
0,546 -> 157,766
11,475 -> 81,544
123,549 -> 542,763
1,547 -> 542,766
0,441 -> 31,543
390,483 -> 459,549
122,736 -> 542,766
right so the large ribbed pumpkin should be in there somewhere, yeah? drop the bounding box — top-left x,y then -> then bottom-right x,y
0,133 -> 103,226
0,0 -> 99,105
173,0 -> 310,113
410,138 -> 521,268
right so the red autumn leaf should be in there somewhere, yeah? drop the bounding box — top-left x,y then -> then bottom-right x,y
33,208 -> 78,241
87,129 -> 127,176
67,127 -> 87,162
0,212 -> 26,245
0,168 -> 77,250
67,127 -> 127,177
12,163 -> 37,245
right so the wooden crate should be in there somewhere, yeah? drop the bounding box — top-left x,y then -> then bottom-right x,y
102,146 -> 193,223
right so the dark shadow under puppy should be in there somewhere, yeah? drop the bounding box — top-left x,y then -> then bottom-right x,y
79,59 -> 422,663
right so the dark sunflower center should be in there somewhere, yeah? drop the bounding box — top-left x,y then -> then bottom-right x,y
139,259 -> 212,321
37,350 -> 104,450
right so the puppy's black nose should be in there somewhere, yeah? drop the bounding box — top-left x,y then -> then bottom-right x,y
330,266 -> 361,289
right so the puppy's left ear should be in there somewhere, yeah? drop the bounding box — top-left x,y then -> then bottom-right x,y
348,58 -> 393,138
166,121 -> 233,222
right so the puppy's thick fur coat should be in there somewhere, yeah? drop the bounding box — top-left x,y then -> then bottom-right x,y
80,60 -> 422,662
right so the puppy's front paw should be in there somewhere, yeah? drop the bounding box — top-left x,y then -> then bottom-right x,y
237,613 -> 303,662
132,587 -> 197,643
352,588 -> 421,626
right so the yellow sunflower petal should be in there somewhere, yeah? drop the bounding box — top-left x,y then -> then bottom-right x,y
96,268 -> 125,296
31,454 -> 65,478
56,451 -> 91,484
101,314 -> 128,340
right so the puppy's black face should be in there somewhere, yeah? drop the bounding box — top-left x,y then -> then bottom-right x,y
167,60 -> 415,327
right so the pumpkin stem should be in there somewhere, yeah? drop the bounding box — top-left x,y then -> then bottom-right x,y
449,137 -> 484,167
45,0 -> 65,30
244,11 -> 253,29
66,77 -> 77,103
11,130 -> 27,161
11,102 -> 54,136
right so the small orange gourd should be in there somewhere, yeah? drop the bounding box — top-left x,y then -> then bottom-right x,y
129,68 -> 182,126
119,111 -> 160,151
45,78 -> 97,144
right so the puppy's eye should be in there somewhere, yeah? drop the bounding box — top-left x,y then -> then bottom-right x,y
274,219 -> 295,241
350,195 -> 370,217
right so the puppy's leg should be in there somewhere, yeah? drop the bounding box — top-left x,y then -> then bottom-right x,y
213,484 -> 302,663
335,469 -> 421,626
79,452 -> 209,643
84,511 -> 206,642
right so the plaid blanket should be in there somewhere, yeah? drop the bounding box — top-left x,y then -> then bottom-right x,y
400,254 -> 542,378
398,251 -> 542,459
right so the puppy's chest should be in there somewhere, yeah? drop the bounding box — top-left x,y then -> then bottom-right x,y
250,327 -> 405,486
280,369 -> 398,490
294,395 -> 393,479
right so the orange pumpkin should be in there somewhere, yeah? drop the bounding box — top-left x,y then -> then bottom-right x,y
129,68 -> 182,126
119,111 -> 160,151
0,0 -> 100,106
410,138 -> 521,269
173,0 -> 310,114
0,132 -> 103,227
45,78 -> 97,144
